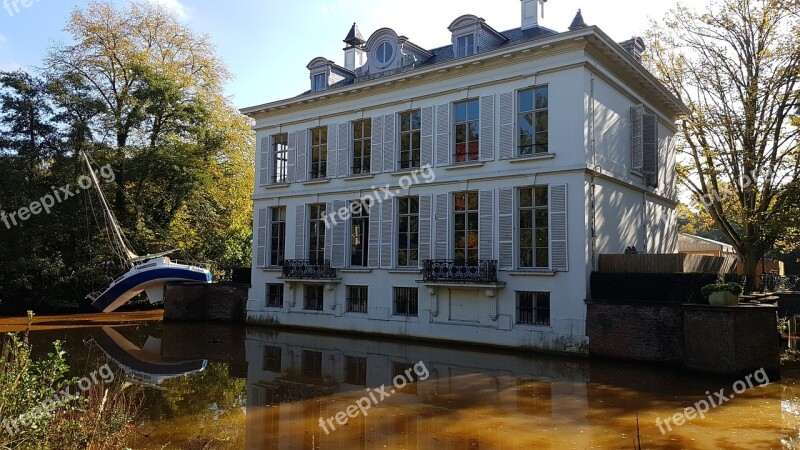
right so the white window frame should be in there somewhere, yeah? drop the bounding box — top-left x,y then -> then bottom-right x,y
456,34 -> 476,58
313,73 -> 327,92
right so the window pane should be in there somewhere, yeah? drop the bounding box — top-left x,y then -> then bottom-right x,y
536,112 -> 548,133
536,87 -> 548,109
455,102 -> 467,122
400,113 -> 411,132
519,89 -> 534,112
411,111 -> 421,130
535,187 -> 549,206
520,189 -> 532,208
536,210 -> 549,228
467,100 -> 479,120
536,248 -> 549,268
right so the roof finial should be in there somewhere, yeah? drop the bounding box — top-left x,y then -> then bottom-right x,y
344,22 -> 366,48
569,9 -> 588,31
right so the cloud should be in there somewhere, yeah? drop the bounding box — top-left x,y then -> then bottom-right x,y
148,0 -> 190,20
0,34 -> 6,43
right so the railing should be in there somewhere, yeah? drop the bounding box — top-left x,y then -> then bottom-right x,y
422,259 -> 498,284
282,260 -> 337,280
763,272 -> 800,292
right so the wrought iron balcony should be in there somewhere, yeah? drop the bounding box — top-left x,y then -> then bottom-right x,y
282,259 -> 337,280
422,259 -> 499,284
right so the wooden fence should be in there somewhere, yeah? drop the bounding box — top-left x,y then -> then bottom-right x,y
599,254 -> 739,274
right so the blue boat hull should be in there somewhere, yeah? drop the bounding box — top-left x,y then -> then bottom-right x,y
91,268 -> 212,312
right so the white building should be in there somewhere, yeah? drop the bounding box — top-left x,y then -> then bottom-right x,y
241,1 -> 687,353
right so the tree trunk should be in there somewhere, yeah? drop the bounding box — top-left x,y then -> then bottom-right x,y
740,250 -> 760,293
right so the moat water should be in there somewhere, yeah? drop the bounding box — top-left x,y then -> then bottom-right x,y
2,311 -> 799,449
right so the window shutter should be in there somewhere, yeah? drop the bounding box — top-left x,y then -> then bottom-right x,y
550,184 -> 568,272
327,125 -> 338,179
479,190 -> 494,261
498,92 -> 514,159
256,208 -> 267,267
421,106 -> 434,168
295,204 -> 306,259
480,95 -> 495,161
338,123 -> 349,178
435,103 -> 450,167
332,200 -> 347,268
380,198 -> 394,269
498,188 -> 514,269
642,114 -> 658,187
286,132 -> 297,183
434,193 -> 449,259
371,116 -> 383,174
418,195 -> 432,267
383,114 -> 395,173
296,130 -> 308,182
630,105 -> 644,172
324,202 -> 333,262
259,136 -> 270,186
368,202 -> 381,268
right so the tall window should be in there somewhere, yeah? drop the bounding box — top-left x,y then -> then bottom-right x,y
301,350 -> 323,377
309,204 -> 326,263
352,120 -> 371,175
517,291 -> 551,326
266,283 -> 284,308
454,192 -> 479,264
454,99 -> 480,163
394,287 -> 418,317
270,207 -> 286,266
347,285 -> 368,313
272,133 -> 288,184
350,202 -> 369,266
310,127 -> 327,180
399,110 -> 421,169
263,346 -> 282,372
518,86 -> 549,155
313,73 -> 327,92
519,186 -> 549,268
344,355 -> 367,385
304,285 -> 324,311
456,34 -> 476,58
397,197 -> 420,267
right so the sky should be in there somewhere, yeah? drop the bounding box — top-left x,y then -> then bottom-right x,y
0,0 -> 710,110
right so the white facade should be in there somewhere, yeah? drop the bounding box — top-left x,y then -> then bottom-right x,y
241,9 -> 686,354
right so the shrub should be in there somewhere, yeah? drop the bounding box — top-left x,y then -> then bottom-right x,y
701,283 -> 744,297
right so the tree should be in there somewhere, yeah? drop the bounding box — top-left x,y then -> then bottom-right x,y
647,0 -> 800,289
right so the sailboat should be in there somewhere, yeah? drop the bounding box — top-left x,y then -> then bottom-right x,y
82,153 -> 212,313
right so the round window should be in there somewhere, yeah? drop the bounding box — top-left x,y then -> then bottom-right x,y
375,41 -> 394,66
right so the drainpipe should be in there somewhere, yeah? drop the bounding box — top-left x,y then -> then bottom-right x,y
589,76 -> 598,271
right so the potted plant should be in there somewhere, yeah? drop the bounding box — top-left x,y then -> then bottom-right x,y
701,282 -> 743,306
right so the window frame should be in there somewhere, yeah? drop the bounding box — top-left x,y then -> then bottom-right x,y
272,133 -> 288,184
266,283 -> 284,308
456,34 -> 476,58
516,291 -> 551,326
351,119 -> 372,175
453,191 -> 479,264
398,110 -> 421,169
393,287 -> 419,317
350,203 -> 369,267
454,98 -> 480,163
346,285 -> 369,314
263,346 -> 282,372
308,204 -> 326,264
517,86 -> 549,156
309,127 -> 328,180
397,196 -> 420,268
344,355 -> 368,385
312,73 -> 327,92
518,186 -> 550,269
269,207 -> 286,267
375,41 -> 395,67
303,284 -> 324,311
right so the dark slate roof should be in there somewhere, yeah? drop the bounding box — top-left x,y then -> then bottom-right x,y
569,10 -> 587,31
344,23 -> 366,46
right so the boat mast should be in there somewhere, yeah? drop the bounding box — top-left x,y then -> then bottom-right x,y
81,153 -> 139,266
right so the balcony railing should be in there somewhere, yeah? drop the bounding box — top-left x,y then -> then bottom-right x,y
282,260 -> 337,280
422,259 -> 498,284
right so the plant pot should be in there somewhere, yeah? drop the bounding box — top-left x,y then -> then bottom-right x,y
708,291 -> 739,307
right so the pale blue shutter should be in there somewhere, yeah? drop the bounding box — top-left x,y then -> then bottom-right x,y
434,193 -> 449,260
368,202 -> 381,268
327,125 -> 338,179
643,114 -> 658,187
259,136 -> 270,186
380,198 -> 394,268
479,190 -> 494,261
499,92 -> 514,159
631,105 -> 644,172
256,208 -> 267,267
480,95 -> 495,161
332,200 -> 346,268
296,130 -> 308,182
371,116 -> 383,174
549,184 -> 568,272
418,195 -> 432,267
383,114 -> 395,173
435,103 -> 450,167
420,106 -> 434,168
324,202 -> 333,261
338,123 -> 349,177
498,188 -> 514,269
295,204 -> 306,259
286,132 -> 296,183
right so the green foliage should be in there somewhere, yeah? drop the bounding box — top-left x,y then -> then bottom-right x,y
701,283 -> 744,297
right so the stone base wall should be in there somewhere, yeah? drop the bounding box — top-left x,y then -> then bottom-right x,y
164,282 -> 248,323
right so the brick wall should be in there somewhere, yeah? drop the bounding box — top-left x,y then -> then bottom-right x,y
164,283 -> 248,323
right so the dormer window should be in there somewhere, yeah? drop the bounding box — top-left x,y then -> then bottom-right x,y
313,73 -> 327,92
375,41 -> 394,67
456,34 -> 475,58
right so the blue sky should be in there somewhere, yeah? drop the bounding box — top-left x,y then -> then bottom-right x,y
0,0 -> 707,109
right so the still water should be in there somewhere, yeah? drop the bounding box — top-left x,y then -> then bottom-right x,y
3,312 -> 799,449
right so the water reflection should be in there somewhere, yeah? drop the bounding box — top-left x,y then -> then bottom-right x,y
5,315 -> 800,449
